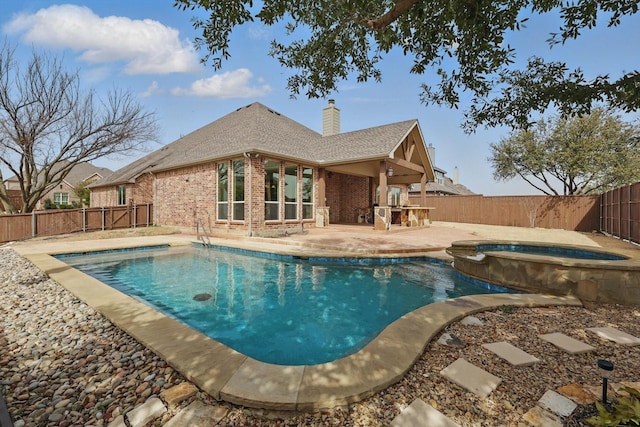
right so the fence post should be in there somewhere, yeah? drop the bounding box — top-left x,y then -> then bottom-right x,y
31,211 -> 37,238
628,184 -> 632,241
101,207 -> 106,231
133,204 -> 137,229
82,208 -> 86,232
146,203 -> 150,227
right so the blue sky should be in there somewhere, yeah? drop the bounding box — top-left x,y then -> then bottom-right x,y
2,1 -> 639,195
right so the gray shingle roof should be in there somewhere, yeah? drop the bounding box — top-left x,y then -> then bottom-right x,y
93,102 -> 420,187
5,161 -> 111,186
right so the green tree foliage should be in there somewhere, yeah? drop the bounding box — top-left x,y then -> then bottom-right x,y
174,0 -> 640,131
489,109 -> 640,195
0,44 -> 158,214
73,180 -> 92,208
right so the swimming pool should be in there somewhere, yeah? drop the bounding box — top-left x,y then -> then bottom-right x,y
59,245 -> 505,365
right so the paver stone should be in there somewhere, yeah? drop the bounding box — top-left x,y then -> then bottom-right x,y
440,358 -> 501,398
587,327 -> 640,346
482,341 -> 540,366
538,390 -> 577,417
539,333 -> 595,354
390,399 -> 460,427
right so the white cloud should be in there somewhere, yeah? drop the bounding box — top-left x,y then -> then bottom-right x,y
247,24 -> 271,41
4,4 -> 201,75
171,69 -> 272,98
141,81 -> 163,97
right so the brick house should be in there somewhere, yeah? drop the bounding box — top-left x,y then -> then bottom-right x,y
90,101 -> 435,235
4,161 -> 112,210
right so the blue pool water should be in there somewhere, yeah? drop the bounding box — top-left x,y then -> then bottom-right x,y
476,243 -> 626,260
59,245 -> 507,365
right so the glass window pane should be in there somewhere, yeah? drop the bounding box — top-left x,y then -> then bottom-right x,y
303,204 -> 313,220
117,185 -> 126,205
264,160 -> 279,202
264,160 -> 280,220
233,160 -> 244,202
285,203 -> 297,220
218,203 -> 228,220
302,167 -> 313,203
218,163 -> 228,202
218,162 -> 229,220
233,202 -> 244,221
265,202 -> 278,220
285,164 -> 297,203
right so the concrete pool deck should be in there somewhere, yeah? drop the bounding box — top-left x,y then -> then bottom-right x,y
7,223 -> 638,410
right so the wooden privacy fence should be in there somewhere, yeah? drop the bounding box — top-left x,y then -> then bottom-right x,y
408,194 -> 600,232
600,183 -> 640,245
0,204 -> 154,243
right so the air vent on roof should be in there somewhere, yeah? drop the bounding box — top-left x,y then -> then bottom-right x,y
267,108 -> 281,116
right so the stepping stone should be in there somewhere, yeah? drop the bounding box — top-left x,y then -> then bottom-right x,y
461,316 -> 484,326
440,358 -> 501,398
523,406 -> 562,427
539,333 -> 595,354
538,390 -> 577,417
586,327 -> 640,346
437,333 -> 465,347
482,341 -> 540,366
557,383 -> 599,405
107,415 -> 127,427
160,382 -> 199,408
163,401 -> 228,427
126,397 -> 166,427
390,399 -> 460,427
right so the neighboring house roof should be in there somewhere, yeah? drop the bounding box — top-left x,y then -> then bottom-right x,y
62,162 -> 112,186
5,161 -> 112,188
93,102 -> 424,187
410,176 -> 475,195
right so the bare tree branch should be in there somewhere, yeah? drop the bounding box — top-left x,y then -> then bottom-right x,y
0,43 -> 158,213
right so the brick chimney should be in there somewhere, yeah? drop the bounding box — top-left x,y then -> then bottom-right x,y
322,99 -> 340,136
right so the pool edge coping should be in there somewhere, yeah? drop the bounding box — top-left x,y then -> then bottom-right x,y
20,241 -> 583,411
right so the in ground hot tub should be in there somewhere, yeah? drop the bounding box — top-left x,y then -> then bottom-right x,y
447,240 -> 640,305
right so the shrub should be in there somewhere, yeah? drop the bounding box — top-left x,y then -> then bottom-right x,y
587,386 -> 640,426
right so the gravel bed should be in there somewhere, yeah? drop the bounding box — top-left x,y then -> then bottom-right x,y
1,247 -> 639,426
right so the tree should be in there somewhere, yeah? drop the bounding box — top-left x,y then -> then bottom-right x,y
174,0 -> 640,131
488,109 -> 640,195
73,180 -> 92,208
0,44 -> 157,213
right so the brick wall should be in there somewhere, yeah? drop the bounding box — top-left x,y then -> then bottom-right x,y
90,158 -> 323,233
155,164 -> 217,228
326,173 -> 370,223
90,187 -> 116,207
40,181 -> 77,208
90,173 -> 153,208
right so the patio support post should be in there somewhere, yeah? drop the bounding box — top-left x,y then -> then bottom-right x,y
379,161 -> 388,207
420,173 -> 427,206
375,161 -> 391,231
318,168 -> 326,207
